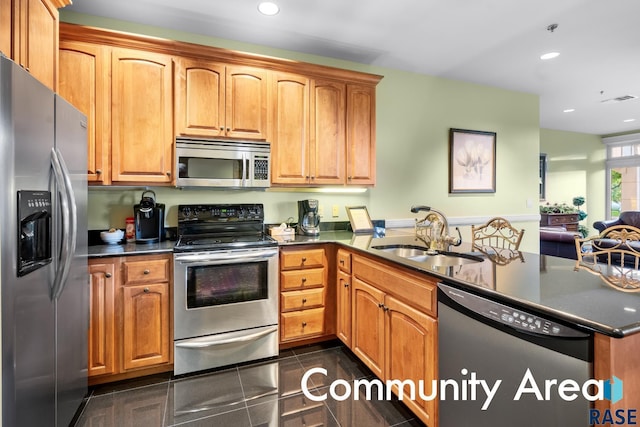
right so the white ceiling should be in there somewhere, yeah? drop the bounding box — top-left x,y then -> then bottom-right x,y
65,0 -> 640,136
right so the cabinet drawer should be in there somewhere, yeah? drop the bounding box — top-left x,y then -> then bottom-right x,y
281,288 -> 325,311
337,249 -> 351,273
353,255 -> 436,317
122,257 -> 170,284
280,249 -> 325,270
281,268 -> 325,290
281,308 -> 325,340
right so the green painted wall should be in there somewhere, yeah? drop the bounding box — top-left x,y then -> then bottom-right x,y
61,12 -> 542,252
540,128 -> 606,235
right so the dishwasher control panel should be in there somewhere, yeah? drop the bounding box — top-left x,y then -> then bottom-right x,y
439,283 -> 589,338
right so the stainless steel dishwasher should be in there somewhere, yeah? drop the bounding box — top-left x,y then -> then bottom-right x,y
438,283 -> 592,427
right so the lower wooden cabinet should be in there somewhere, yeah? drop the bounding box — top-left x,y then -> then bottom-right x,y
349,252 -> 438,427
279,245 -> 336,347
88,253 -> 173,384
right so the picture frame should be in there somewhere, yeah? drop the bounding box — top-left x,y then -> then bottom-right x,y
449,128 -> 496,193
345,206 -> 374,234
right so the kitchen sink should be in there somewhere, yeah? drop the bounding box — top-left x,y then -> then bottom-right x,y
371,244 -> 483,266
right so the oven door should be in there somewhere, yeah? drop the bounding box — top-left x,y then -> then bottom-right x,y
173,247 -> 279,340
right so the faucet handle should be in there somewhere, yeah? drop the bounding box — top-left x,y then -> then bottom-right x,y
410,205 -> 431,213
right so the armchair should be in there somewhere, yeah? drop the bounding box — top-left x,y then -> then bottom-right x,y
593,211 -> 640,233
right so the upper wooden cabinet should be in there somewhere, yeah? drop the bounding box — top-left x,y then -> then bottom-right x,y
175,59 -> 268,140
59,23 -> 381,187
2,0 -> 70,90
111,48 -> 174,184
59,40 -> 110,184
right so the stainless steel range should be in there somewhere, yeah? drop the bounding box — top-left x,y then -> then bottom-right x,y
173,203 -> 279,375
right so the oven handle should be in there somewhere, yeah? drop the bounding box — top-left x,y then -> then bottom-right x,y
175,326 -> 278,348
175,249 -> 278,264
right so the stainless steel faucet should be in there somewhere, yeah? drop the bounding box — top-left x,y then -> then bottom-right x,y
411,205 -> 462,252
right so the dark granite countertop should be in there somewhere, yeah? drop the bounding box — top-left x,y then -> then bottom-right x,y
88,228 -> 640,338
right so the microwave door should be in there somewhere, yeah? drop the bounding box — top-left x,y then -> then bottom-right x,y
177,147 -> 245,187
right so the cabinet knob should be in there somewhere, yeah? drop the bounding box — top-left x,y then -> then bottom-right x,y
166,171 -> 171,177
143,269 -> 150,275
311,176 -> 315,180
339,259 -> 344,265
104,272 -> 112,278
348,176 -> 352,180
302,298 -> 307,303
301,277 -> 307,283
96,169 -> 102,175
143,287 -> 150,293
378,303 -> 384,308
226,127 -> 231,132
301,257 -> 307,262
302,322 -> 307,327
344,282 -> 349,288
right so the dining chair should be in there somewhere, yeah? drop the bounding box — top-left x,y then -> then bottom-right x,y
575,224 -> 640,269
471,217 -> 525,250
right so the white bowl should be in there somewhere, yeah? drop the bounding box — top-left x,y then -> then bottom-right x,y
100,229 -> 124,244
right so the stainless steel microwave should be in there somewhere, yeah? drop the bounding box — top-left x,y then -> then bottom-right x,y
175,138 -> 271,188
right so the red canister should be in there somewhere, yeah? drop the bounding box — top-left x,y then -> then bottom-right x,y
125,217 -> 135,242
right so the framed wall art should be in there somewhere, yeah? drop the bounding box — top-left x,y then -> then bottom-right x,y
346,206 -> 374,234
449,128 -> 496,193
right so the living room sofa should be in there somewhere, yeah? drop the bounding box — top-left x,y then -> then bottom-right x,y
593,211 -> 640,233
540,226 -> 581,259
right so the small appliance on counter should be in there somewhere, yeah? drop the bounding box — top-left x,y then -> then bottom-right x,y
297,199 -> 320,236
134,190 -> 165,243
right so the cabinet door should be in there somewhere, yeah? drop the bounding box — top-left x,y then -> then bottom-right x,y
111,48 -> 173,184
270,72 -> 310,185
336,269 -> 352,347
351,278 -> 384,378
225,65 -> 268,139
18,0 -> 59,90
385,295 -> 437,426
346,84 -> 376,185
0,0 -> 11,57
122,282 -> 171,370
59,41 -> 110,184
175,58 -> 226,138
88,260 -> 116,377
310,80 -> 346,185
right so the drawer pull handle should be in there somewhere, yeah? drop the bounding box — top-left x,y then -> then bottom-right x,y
301,277 -> 307,283
143,269 -> 150,275
378,303 -> 384,308
301,257 -> 307,262
302,322 -> 307,327
344,282 -> 349,288
104,272 -> 112,278
143,287 -> 150,293
339,259 -> 344,265
302,298 -> 307,303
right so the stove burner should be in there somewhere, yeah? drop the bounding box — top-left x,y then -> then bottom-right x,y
183,237 -> 223,246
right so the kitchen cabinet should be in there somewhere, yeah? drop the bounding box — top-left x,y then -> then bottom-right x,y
175,58 -> 268,140
336,249 -> 352,347
121,254 -> 172,371
346,84 -> 376,185
88,253 -> 173,385
59,40 -> 110,184
351,254 -> 438,426
272,78 -> 346,185
111,47 -> 174,184
4,0 -> 68,90
279,245 -> 336,346
88,258 -> 117,377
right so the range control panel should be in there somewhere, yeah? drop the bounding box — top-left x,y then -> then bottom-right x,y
178,204 -> 265,223
439,283 -> 589,338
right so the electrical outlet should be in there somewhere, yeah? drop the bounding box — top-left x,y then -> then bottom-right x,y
332,205 -> 340,217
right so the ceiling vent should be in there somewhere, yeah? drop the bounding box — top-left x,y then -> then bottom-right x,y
601,95 -> 638,104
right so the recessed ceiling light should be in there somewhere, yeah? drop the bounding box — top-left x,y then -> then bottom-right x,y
540,52 -> 560,60
624,119 -> 636,123
258,2 -> 279,16
563,108 -> 575,113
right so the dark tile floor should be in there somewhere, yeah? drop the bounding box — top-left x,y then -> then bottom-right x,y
74,341 -> 424,426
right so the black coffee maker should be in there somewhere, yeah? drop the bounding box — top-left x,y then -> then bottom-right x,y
134,190 -> 165,243
297,199 -> 320,236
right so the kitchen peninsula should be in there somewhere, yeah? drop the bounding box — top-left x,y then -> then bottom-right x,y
89,229 -> 640,425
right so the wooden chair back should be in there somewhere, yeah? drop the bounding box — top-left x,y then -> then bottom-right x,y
471,217 -> 525,251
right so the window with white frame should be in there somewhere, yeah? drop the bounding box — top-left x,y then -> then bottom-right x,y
604,132 -> 640,219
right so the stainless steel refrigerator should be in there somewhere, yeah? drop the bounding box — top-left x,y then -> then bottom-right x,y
0,54 -> 88,426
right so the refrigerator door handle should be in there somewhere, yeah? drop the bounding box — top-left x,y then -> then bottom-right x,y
50,148 -> 77,300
